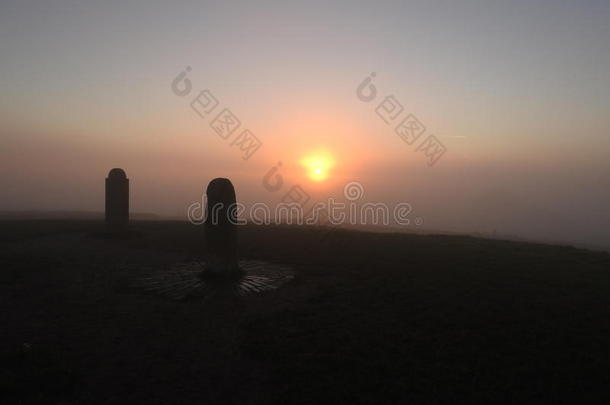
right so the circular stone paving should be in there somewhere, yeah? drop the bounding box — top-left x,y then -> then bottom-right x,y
135,260 -> 294,300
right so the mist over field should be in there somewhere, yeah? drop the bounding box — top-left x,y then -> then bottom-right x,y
2,1 -> 609,249
3,2 -> 610,404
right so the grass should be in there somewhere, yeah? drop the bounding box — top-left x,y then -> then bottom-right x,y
1,220 -> 610,404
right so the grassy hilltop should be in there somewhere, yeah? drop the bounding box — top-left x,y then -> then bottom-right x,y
2,220 -> 610,404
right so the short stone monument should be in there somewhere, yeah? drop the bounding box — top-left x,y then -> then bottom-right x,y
105,168 -> 129,232
137,177 -> 294,299
203,178 -> 241,278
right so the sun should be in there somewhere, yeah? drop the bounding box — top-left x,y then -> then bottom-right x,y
300,152 -> 334,182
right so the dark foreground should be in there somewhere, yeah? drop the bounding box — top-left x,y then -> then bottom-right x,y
2,220 -> 610,404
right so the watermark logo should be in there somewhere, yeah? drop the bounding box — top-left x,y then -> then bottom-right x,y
171,66 -> 427,231
344,181 -> 365,201
187,181 -> 422,227
171,66 -> 263,161
356,72 -> 447,166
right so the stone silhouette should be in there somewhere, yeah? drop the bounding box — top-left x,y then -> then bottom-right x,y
204,178 -> 241,278
105,168 -> 129,232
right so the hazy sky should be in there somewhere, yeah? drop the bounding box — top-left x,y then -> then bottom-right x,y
1,0 -> 609,247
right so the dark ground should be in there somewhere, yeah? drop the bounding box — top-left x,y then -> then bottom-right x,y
1,220 -> 610,404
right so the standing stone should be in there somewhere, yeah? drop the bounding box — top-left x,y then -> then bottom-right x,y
105,168 -> 129,232
204,178 -> 241,278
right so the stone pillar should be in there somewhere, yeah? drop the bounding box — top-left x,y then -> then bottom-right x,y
204,178 -> 240,278
105,168 -> 129,232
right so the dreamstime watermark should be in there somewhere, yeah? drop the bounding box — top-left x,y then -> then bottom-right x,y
187,181 -> 423,227
170,67 -> 425,232
356,72 -> 447,166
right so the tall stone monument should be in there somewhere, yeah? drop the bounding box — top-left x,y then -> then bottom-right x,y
204,178 -> 241,278
105,168 -> 129,232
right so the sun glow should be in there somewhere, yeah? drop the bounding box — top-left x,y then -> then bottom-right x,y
300,152 -> 334,182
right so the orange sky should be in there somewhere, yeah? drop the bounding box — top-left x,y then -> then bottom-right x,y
1,1 -> 610,248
